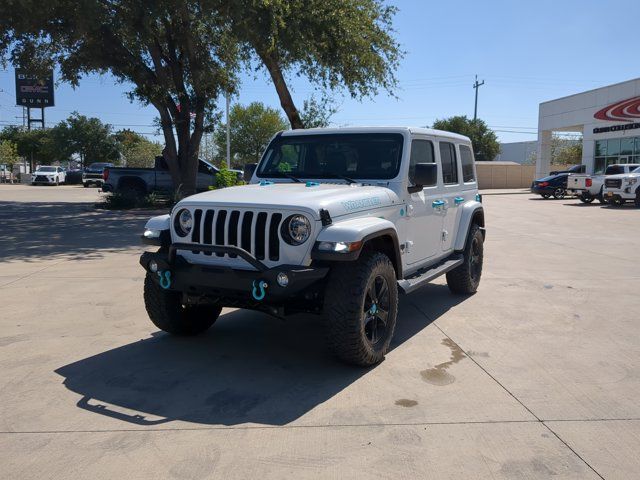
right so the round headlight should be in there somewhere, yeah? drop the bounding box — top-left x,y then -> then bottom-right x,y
282,214 -> 311,245
174,208 -> 193,237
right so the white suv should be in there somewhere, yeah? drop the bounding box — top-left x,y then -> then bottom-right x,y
140,127 -> 485,366
31,166 -> 66,185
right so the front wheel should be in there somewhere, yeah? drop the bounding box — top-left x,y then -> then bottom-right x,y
143,273 -> 221,335
541,194 -> 550,199
553,187 -> 566,199
324,252 -> 399,366
446,223 -> 484,294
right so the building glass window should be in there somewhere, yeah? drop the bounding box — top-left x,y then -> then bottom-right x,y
621,138 -> 634,155
635,137 -> 640,155
607,138 -> 620,156
594,157 -> 606,174
595,140 -> 607,156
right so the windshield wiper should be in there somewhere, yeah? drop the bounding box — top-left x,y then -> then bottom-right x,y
324,173 -> 358,184
283,173 -> 302,183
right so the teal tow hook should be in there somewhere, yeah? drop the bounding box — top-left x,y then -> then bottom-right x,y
252,280 -> 268,301
158,270 -> 172,289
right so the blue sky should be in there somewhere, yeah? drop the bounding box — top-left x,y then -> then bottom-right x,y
1,0 -> 638,144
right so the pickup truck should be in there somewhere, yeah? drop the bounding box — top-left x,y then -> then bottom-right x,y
103,157 -> 243,196
139,126 -> 485,366
602,165 -> 640,206
566,164 -> 640,203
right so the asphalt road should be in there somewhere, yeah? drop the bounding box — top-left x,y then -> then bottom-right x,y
1,184 -> 639,479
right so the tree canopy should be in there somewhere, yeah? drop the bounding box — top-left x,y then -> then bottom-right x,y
431,116 -> 500,162
114,129 -> 163,168
214,102 -> 288,167
0,0 -> 401,194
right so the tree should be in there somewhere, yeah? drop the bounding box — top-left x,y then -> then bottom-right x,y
0,126 -> 64,167
552,136 -> 582,165
54,113 -> 120,167
0,0 -> 238,195
0,139 -> 19,170
228,0 -> 402,128
431,116 -> 500,162
214,102 -> 288,167
300,95 -> 338,129
114,129 -> 162,168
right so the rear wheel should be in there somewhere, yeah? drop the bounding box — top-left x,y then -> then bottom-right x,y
446,223 -> 483,294
143,273 -> 221,335
324,252 -> 398,366
579,192 -> 594,203
541,194 -> 550,199
553,187 -> 565,199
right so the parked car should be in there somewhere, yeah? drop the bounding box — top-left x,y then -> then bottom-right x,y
31,166 -> 66,186
566,164 -> 640,203
103,156 -> 243,196
139,127 -> 485,366
531,173 -> 569,199
65,168 -> 84,185
602,165 -> 640,206
83,162 -> 114,188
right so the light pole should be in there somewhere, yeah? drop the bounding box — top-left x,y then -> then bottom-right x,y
473,75 -> 485,121
225,92 -> 231,169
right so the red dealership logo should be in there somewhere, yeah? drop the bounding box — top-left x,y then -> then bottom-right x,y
594,96 -> 640,122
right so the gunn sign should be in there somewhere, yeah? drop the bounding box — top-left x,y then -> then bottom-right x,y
15,69 -> 55,107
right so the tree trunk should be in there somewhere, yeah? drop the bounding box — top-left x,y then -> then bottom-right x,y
259,51 -> 304,129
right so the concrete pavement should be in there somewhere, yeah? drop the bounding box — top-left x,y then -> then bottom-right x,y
1,184 -> 639,479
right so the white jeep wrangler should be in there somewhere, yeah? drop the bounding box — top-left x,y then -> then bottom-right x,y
140,127 -> 485,366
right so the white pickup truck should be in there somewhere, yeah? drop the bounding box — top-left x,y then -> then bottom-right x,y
602,165 -> 640,206
140,127 -> 485,366
566,164 -> 640,203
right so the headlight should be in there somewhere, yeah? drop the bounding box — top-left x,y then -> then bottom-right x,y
627,177 -> 637,185
174,208 -> 193,237
281,214 -> 311,245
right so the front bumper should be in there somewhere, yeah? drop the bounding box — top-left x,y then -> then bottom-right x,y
140,243 -> 329,302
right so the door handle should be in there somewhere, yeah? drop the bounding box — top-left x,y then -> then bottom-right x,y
432,200 -> 445,208
454,196 -> 465,205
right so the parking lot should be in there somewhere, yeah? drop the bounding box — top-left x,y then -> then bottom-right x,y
1,183 -> 639,479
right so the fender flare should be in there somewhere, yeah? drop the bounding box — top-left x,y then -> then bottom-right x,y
453,202 -> 485,252
311,217 -> 403,278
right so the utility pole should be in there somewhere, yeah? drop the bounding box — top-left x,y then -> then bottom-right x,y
473,74 -> 485,121
225,92 -> 231,169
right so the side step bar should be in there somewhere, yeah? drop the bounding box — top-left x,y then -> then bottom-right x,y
397,255 -> 464,294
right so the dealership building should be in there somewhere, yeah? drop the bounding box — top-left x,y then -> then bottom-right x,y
537,77 -> 640,177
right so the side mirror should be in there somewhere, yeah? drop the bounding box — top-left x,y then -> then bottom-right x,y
244,163 -> 257,181
409,163 -> 438,192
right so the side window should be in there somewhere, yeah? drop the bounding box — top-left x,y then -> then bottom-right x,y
439,142 -> 458,184
409,139 -> 435,185
459,145 -> 475,183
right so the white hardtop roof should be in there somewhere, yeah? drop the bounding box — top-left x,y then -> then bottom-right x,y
279,126 -> 471,143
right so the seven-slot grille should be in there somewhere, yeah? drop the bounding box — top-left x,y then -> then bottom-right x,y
187,209 -> 283,261
605,178 -> 622,189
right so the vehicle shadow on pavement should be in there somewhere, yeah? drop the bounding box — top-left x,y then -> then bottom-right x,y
55,285 -> 465,427
0,201 -> 167,262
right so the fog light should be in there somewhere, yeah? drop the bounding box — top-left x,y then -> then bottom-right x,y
277,272 -> 289,287
149,260 -> 158,273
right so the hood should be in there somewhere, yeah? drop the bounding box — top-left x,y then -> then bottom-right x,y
605,172 -> 640,180
178,182 -> 399,220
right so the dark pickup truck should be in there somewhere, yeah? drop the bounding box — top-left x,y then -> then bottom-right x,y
102,157 -> 243,195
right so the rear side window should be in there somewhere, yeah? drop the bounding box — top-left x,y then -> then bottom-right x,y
409,139 -> 435,185
459,145 -> 475,182
439,142 -> 458,184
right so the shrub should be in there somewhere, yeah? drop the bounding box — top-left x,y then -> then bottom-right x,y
214,165 -> 241,189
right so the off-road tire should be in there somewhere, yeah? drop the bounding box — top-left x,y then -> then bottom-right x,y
143,273 -> 221,335
446,223 -> 483,294
324,252 -> 399,367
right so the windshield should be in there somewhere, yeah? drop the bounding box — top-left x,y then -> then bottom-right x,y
605,165 -> 625,175
257,133 -> 404,180
632,166 -> 640,174
37,166 -> 56,172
